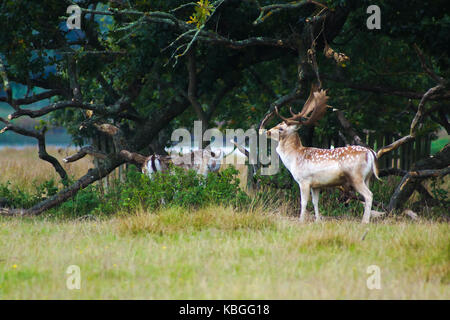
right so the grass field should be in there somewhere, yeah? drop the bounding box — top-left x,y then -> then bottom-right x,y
0,209 -> 448,299
0,147 -> 448,299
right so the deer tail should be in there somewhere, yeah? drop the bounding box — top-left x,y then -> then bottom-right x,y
369,149 -> 381,181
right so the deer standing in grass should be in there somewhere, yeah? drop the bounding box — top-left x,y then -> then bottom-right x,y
260,86 -> 380,224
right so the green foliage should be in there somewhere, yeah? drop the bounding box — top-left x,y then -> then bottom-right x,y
0,165 -> 248,216
43,166 -> 247,216
430,177 -> 449,208
110,165 -> 249,213
0,179 -> 58,208
187,0 -> 214,28
57,185 -> 102,216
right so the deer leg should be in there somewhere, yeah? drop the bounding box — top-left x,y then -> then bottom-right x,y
299,183 -> 310,223
365,175 -> 371,187
311,188 -> 321,222
352,180 -> 373,224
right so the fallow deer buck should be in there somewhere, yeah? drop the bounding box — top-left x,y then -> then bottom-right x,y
260,85 -> 380,224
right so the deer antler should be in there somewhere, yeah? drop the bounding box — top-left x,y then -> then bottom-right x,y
259,84 -> 330,131
259,111 -> 274,131
278,84 -> 330,126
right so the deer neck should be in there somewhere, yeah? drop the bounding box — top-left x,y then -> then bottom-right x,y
276,132 -> 304,170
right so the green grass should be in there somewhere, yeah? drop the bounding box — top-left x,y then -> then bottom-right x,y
0,206 -> 448,299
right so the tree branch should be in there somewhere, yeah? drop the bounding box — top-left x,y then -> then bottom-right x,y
63,146 -> 107,163
0,155 -> 124,216
322,74 -> 449,101
187,49 -> 208,126
0,118 -> 67,180
413,44 -> 445,85
8,99 -> 136,121
0,89 -> 63,106
253,0 -> 326,25
335,110 -> 370,148
377,84 -> 444,158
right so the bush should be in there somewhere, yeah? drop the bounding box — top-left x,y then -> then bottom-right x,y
57,185 -> 102,216
0,179 -> 58,209
106,165 -> 249,213
8,165 -> 247,216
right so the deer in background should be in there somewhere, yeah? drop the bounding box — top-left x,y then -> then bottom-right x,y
142,147 -> 223,177
260,85 -> 380,224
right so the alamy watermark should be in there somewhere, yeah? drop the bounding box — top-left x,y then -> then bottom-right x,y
66,265 -> 81,290
66,5 -> 82,30
366,5 -> 381,30
171,121 -> 279,175
366,265 -> 381,290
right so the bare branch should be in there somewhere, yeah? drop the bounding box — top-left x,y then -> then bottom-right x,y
322,74 -> 450,101
253,0 -> 327,25
119,150 -> 147,166
63,146 -> 107,163
377,84 -> 444,158
388,166 -> 450,212
0,156 -> 124,216
0,90 -> 63,106
8,99 -> 135,121
379,168 -> 408,177
0,118 -> 67,180
413,44 -> 445,85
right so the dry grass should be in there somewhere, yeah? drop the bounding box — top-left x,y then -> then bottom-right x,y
0,147 -> 92,190
115,206 -> 277,235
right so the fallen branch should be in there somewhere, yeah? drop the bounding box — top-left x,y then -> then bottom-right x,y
387,144 -> 450,212
379,168 -> 408,177
0,156 -> 124,216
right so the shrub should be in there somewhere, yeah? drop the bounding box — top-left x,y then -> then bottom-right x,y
108,165 -> 249,213
34,164 -> 250,216
0,179 -> 58,209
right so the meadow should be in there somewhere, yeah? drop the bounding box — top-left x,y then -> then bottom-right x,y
0,147 -> 448,299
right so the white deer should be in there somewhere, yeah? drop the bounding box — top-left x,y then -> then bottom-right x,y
260,85 -> 380,224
